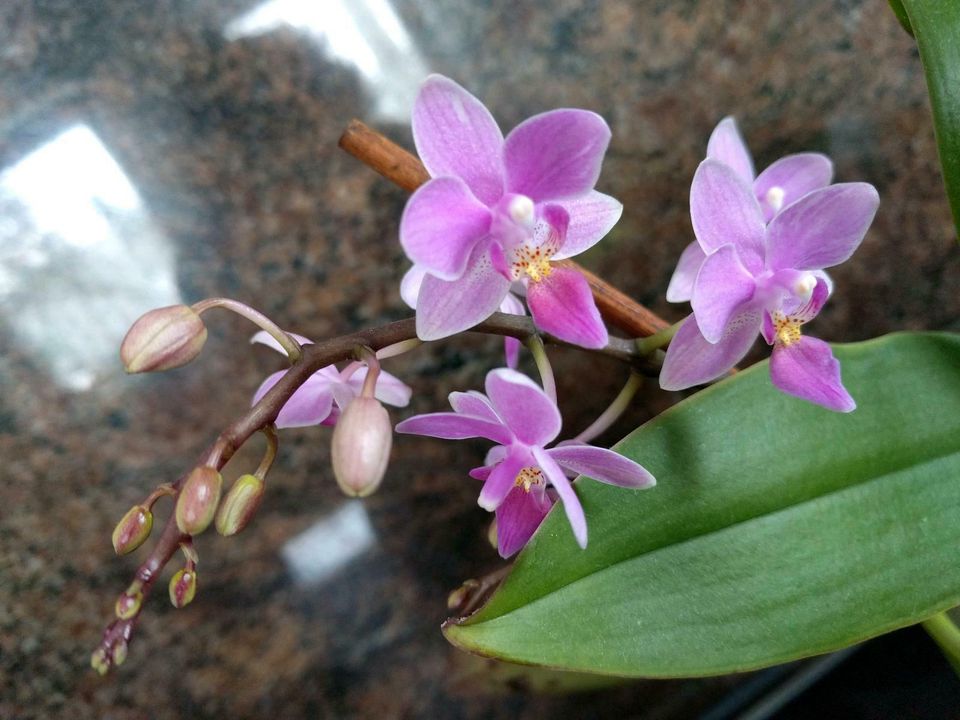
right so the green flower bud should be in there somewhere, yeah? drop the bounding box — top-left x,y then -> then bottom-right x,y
111,504 -> 153,555
215,473 -> 265,536
114,585 -> 143,620
112,639 -> 128,667
120,304 -> 207,374
90,647 -> 110,676
331,397 -> 392,497
169,567 -> 197,609
175,467 -> 223,536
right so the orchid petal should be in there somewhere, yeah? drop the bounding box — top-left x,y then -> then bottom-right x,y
766,183 -> 880,271
329,380 -> 356,411
770,336 -> 856,412
526,267 -> 608,349
469,465 -> 493,481
252,370 -> 335,428
478,446 -> 530,511
546,445 -> 656,489
551,191 -> 623,260
659,311 -> 761,390
706,117 -> 755,184
415,242 -> 511,340
394,412 -> 513,445
503,109 -> 611,202
496,486 -> 553,558
400,177 -> 492,280
250,330 -> 314,353
691,244 -> 758,344
485,368 -> 561,446
665,241 -> 707,303
690,159 -> 766,272
448,390 -> 501,422
533,446 -> 587,549
412,74 -> 505,206
754,153 -> 834,222
400,265 -> 426,309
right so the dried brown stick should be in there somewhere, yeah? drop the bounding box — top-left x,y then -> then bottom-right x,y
338,119 -> 671,337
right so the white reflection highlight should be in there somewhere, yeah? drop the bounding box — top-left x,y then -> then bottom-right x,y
282,501 -> 376,585
224,0 -> 428,122
0,124 -> 178,392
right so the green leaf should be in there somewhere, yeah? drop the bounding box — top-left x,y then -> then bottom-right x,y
897,1 -> 960,238
445,332 -> 960,677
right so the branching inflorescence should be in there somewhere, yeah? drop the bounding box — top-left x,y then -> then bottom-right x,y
93,75 -> 878,674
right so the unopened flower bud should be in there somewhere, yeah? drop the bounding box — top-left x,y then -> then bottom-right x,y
91,647 -> 110,676
111,504 -> 153,555
331,397 -> 392,497
115,584 -> 143,620
112,639 -> 129,667
120,304 -> 207,374
215,473 -> 265,536
169,567 -> 197,608
175,467 -> 222,536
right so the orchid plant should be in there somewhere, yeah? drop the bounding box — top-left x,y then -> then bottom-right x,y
93,34 -> 960,688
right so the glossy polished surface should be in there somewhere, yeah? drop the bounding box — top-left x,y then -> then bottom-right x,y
1,1 -> 958,718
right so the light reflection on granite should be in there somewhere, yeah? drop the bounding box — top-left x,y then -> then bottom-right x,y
1,1 -> 959,718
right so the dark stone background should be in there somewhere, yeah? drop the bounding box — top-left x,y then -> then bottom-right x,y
0,1 -> 957,718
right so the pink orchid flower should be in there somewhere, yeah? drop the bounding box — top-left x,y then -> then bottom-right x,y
400,74 -> 622,349
667,117 -> 835,303
660,158 -> 879,412
396,368 -> 655,557
250,331 -> 411,428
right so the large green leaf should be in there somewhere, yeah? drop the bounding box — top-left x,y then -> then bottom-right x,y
894,1 -> 960,238
444,332 -> 960,677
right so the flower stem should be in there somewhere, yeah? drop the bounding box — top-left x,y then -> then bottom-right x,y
355,345 -> 380,398
526,334 -> 557,404
574,372 -> 644,444
95,313 -> 657,673
254,425 -> 278,480
923,611 -> 960,676
191,297 -> 302,363
635,319 -> 682,356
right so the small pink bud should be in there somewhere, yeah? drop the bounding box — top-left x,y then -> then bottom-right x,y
169,567 -> 197,608
215,473 -> 265,536
111,504 -> 153,555
330,397 -> 392,497
114,584 -> 143,620
120,304 -> 207,374
175,467 -> 223,536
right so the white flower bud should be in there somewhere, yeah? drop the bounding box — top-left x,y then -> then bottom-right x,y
331,397 -> 392,497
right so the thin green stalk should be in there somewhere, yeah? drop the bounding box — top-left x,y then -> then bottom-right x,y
922,611 -> 960,676
636,320 -> 682,356
526,335 -> 557,404
574,373 -> 643,444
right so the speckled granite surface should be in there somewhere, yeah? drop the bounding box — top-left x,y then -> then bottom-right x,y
1,1 -> 958,718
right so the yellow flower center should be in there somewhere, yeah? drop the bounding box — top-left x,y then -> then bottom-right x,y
514,467 -> 545,492
773,311 -> 803,347
510,244 -> 553,283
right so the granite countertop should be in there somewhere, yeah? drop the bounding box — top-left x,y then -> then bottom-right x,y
1,1 -> 958,718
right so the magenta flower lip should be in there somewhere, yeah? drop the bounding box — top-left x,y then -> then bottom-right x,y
400,74 -> 622,349
396,368 -> 655,557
